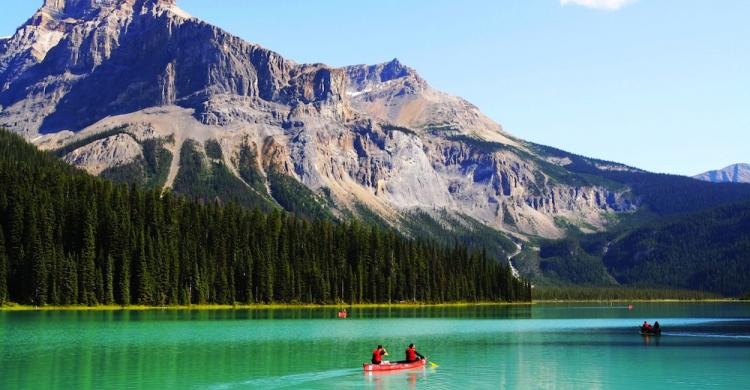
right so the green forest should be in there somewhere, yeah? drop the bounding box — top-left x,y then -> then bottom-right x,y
603,200 -> 750,297
514,142 -> 750,297
529,201 -> 750,297
533,287 -> 720,301
0,129 -> 531,306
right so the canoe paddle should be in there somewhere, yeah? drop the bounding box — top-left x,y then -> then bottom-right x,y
429,360 -> 439,368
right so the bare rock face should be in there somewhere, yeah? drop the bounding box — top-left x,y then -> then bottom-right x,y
62,132 -> 142,175
0,0 -> 637,239
344,59 -> 517,146
1,0 -> 341,135
694,163 -> 750,184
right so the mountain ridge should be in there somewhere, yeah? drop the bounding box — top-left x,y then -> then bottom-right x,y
695,163 -> 750,184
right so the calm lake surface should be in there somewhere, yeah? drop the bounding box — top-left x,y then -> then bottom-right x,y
1,303 -> 749,389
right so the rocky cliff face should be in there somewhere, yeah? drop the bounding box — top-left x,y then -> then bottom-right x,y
1,0 -> 636,239
694,163 -> 750,184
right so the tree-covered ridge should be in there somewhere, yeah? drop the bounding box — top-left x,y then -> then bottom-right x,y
0,129 -> 531,306
172,140 -> 278,213
603,200 -> 750,297
100,137 -> 173,189
400,210 -> 518,261
530,142 -> 750,215
522,200 -> 750,297
52,126 -> 174,190
52,126 -> 132,158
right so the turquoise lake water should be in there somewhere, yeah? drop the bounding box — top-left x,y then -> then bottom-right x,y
1,303 -> 749,389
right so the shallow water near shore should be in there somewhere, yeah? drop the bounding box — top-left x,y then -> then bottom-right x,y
1,303 -> 749,389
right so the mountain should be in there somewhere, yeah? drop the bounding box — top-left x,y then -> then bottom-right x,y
0,0 -> 637,242
695,164 -> 750,184
3,0 -> 750,295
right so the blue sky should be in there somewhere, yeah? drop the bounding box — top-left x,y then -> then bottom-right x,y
2,0 -> 748,175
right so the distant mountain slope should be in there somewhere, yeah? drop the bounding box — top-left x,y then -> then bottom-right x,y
695,163 -> 750,184
530,144 -> 750,216
603,200 -> 750,297
515,199 -> 750,297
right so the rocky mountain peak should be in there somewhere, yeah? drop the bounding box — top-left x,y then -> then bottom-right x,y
41,0 -> 176,18
376,58 -> 412,82
42,0 -> 121,18
345,58 -> 422,92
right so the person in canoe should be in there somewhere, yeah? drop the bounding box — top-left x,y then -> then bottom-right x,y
641,321 -> 662,335
403,343 -> 425,363
371,345 -> 389,365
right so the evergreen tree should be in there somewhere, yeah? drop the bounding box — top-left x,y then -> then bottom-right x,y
60,254 -> 78,305
81,208 -> 98,305
0,225 -> 8,305
104,255 -> 115,305
134,230 -> 151,305
27,207 -> 48,305
117,251 -> 130,305
6,201 -> 24,295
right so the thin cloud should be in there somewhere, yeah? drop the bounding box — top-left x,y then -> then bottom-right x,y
561,0 -> 638,11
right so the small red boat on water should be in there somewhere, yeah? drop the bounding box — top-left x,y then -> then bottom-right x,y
363,359 -> 427,373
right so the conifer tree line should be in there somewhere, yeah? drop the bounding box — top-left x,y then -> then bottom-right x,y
0,130 -> 531,306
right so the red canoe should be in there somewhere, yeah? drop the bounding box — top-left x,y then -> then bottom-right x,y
363,359 -> 427,372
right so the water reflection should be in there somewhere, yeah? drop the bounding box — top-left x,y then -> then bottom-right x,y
641,334 -> 661,347
364,368 -> 428,389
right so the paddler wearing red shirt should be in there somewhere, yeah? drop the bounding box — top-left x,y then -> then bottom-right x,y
371,345 -> 388,365
404,343 -> 425,363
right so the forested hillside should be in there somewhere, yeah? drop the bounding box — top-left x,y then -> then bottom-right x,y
525,201 -> 750,297
603,201 -> 750,296
531,143 -> 750,215
0,130 -> 531,306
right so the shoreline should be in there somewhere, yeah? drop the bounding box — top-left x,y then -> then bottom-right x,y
1,299 -> 745,311
0,301 -> 531,312
533,299 -> 745,304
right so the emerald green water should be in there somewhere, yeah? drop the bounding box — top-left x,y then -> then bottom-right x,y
1,303 -> 749,389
